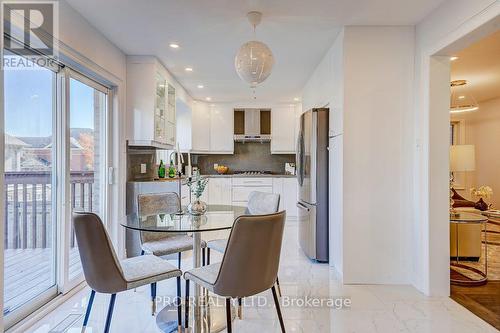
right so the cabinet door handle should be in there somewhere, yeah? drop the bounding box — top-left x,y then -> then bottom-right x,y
296,202 -> 310,211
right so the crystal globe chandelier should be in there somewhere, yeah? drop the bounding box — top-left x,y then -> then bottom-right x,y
235,11 -> 275,88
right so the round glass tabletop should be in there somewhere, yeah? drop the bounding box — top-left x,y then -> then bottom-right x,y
122,204 -> 247,233
450,212 -> 488,223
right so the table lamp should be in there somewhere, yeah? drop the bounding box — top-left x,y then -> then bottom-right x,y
449,144 -> 475,217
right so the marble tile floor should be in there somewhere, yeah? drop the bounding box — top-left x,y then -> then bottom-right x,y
22,220 -> 499,333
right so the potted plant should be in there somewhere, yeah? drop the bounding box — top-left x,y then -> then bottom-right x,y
187,172 -> 209,215
470,185 -> 493,211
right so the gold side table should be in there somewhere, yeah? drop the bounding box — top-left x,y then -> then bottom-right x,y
450,212 -> 488,286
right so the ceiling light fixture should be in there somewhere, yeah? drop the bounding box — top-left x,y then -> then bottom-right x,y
206,97 -> 212,101
169,43 -> 180,49
234,11 -> 275,88
450,80 -> 479,113
197,85 -> 204,89
185,67 -> 193,72
294,97 -> 300,102
450,56 -> 459,61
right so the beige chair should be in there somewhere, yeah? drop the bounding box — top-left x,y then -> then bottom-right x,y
206,191 -> 282,305
184,211 -> 287,332
137,192 -> 207,267
73,212 -> 182,333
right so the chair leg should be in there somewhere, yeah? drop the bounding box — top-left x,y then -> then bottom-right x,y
202,247 -> 206,266
276,276 -> 282,297
271,286 -> 285,333
185,279 -> 190,329
178,252 -> 182,269
151,282 -> 157,316
207,248 -> 211,265
176,276 -> 181,330
104,294 -> 117,333
226,298 -> 232,333
238,298 -> 243,319
82,290 -> 96,330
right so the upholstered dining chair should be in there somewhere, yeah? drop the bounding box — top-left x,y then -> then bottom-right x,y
137,192 -> 207,268
205,191 -> 282,313
73,212 -> 182,333
184,211 -> 287,333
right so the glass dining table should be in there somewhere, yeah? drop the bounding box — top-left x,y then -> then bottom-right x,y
122,204 -> 247,333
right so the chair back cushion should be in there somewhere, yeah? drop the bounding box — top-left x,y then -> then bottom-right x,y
214,211 -> 286,297
247,191 -> 280,215
73,212 -> 127,293
137,192 -> 181,242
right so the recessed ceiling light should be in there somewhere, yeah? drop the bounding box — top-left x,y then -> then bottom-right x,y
293,97 -> 300,102
197,84 -> 204,89
206,97 -> 212,101
185,67 -> 193,72
458,95 -> 466,99
450,56 -> 459,61
169,43 -> 180,49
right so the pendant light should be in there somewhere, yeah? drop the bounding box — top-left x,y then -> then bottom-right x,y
234,11 -> 275,88
450,80 -> 479,113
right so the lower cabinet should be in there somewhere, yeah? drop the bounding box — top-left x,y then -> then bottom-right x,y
273,177 -> 298,218
208,177 -> 232,205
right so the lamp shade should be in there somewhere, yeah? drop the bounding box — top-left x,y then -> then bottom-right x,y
450,145 -> 475,172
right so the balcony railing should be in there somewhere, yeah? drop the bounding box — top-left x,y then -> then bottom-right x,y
4,171 -> 94,249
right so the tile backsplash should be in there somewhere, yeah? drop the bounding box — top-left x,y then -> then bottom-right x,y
194,142 -> 295,175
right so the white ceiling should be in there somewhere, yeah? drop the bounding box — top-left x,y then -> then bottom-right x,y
66,0 -> 446,103
451,29 -> 500,103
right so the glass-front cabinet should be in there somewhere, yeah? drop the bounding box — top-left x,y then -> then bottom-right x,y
127,56 -> 176,149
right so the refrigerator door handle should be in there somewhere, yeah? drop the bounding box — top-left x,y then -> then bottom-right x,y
296,202 -> 310,212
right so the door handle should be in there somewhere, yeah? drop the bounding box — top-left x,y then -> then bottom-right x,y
296,202 -> 310,212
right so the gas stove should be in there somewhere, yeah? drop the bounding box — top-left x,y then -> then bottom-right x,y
233,171 -> 273,176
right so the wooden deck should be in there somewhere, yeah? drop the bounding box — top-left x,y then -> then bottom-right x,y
3,247 -> 81,315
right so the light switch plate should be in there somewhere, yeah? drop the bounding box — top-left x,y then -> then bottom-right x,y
140,163 -> 147,174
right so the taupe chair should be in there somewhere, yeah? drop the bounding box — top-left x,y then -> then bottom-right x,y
184,211 -> 287,333
137,192 -> 207,268
206,191 -> 282,304
73,212 -> 182,333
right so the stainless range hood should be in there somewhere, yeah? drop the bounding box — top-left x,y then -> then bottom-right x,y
234,108 -> 271,142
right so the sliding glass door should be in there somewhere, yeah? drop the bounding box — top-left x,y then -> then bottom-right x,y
3,60 -> 110,325
63,70 -> 109,290
3,58 -> 59,320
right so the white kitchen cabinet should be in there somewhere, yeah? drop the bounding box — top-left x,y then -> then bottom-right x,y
127,56 -> 176,149
187,102 -> 234,154
208,177 -> 232,205
271,105 -> 298,154
232,177 -> 272,206
272,177 -> 298,218
191,102 -> 211,152
209,105 -> 234,153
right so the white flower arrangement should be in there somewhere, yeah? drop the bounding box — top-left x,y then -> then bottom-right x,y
470,185 -> 493,199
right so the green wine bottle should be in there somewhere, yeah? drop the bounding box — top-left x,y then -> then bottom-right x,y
158,160 -> 166,178
168,159 -> 176,178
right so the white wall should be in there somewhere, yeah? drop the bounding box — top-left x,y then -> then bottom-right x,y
451,97 -> 500,208
342,26 -> 414,284
302,26 -> 415,284
414,0 -> 499,295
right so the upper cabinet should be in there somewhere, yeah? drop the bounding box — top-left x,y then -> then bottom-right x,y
181,102 -> 234,154
271,104 -> 299,154
127,56 -> 176,149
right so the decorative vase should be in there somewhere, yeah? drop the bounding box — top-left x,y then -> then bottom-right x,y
475,198 -> 489,211
187,200 -> 207,216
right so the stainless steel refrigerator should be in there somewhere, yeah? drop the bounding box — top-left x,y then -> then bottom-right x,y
296,108 -> 329,262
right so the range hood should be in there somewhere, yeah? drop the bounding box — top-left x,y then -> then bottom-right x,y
234,108 -> 271,142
